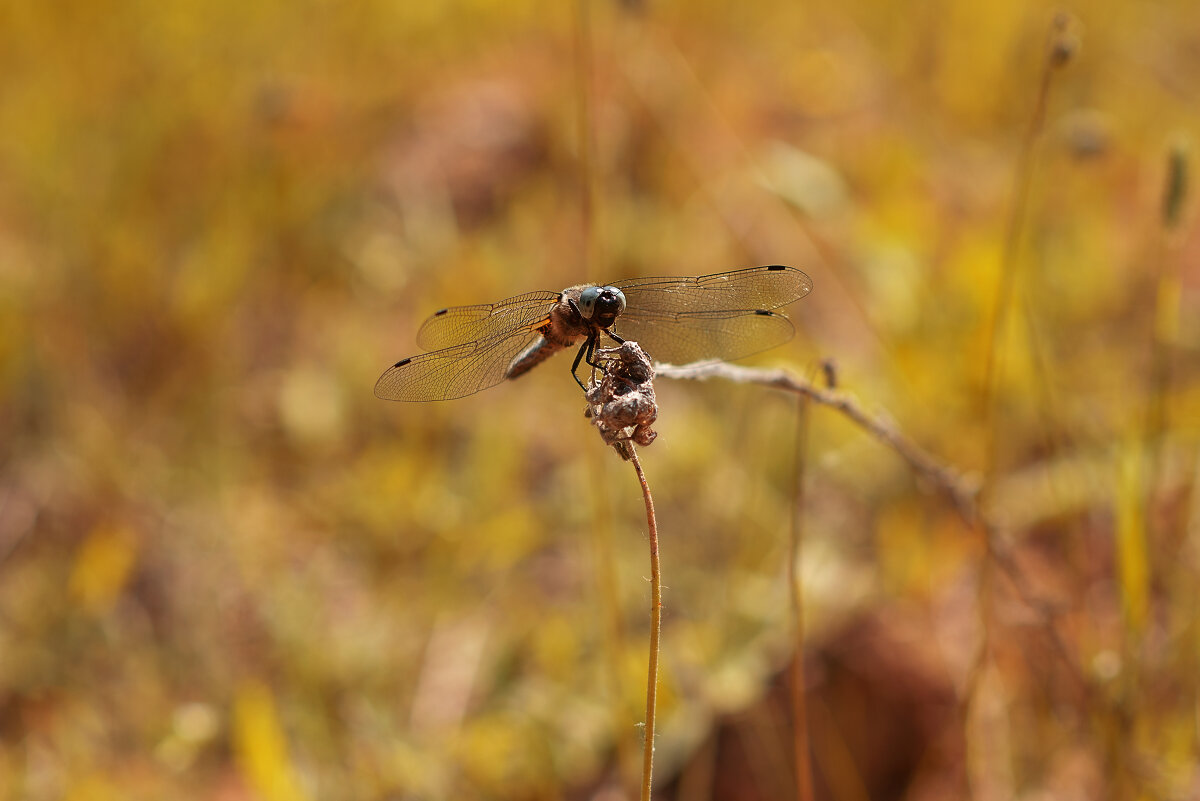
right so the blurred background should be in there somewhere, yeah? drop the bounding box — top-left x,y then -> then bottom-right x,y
1,0 -> 1198,799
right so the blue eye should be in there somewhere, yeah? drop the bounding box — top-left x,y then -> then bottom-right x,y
575,285 -> 627,321
578,286 -> 602,318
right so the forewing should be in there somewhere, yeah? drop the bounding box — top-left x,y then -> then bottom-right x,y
374,328 -> 546,402
611,265 -> 810,363
613,265 -> 812,314
612,309 -> 795,365
415,291 -> 560,351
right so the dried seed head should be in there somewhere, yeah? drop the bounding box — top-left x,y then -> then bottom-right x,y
1163,139 -> 1190,232
1049,13 -> 1079,69
821,358 -> 838,390
585,342 -> 658,460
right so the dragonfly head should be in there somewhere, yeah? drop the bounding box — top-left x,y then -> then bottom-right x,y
577,285 -> 627,328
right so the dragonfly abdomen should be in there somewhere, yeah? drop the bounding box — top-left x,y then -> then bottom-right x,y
507,335 -> 562,380
506,300 -> 593,380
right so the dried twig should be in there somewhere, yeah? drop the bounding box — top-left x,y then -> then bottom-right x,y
658,361 -> 979,518
657,360 -> 1094,697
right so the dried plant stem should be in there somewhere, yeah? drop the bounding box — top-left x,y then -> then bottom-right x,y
661,361 -> 978,518
1145,142 -> 1189,504
573,0 -> 597,277
789,393 -> 815,801
971,20 -> 1075,795
980,13 -> 1075,469
657,361 -> 1092,697
629,446 -> 661,801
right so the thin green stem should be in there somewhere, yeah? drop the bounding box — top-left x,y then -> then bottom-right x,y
630,446 -> 661,801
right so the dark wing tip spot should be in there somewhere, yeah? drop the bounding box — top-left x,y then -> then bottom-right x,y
433,309 -> 449,317
393,357 -> 413,367
766,264 -> 787,271
754,309 -> 774,316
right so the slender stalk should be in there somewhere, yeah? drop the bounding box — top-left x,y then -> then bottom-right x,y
573,0 -> 596,278
1143,140 -> 1192,780
629,446 -> 661,801
980,13 -> 1076,475
789,393 -> 815,801
972,22 -> 1074,795
1145,142 -> 1189,508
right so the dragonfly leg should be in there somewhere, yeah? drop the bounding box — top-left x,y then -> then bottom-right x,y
575,329 -> 629,386
569,334 -> 595,392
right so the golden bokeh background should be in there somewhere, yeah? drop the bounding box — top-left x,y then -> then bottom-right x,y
1,1 -> 1198,799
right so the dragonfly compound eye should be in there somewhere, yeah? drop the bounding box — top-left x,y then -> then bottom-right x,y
577,286 -> 600,318
578,286 -> 628,322
602,287 -> 627,316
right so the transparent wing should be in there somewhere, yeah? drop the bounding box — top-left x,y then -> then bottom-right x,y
415,291 -> 560,351
377,291 -> 560,401
613,265 -> 812,313
374,329 -> 548,402
612,309 -> 795,365
611,265 -> 811,363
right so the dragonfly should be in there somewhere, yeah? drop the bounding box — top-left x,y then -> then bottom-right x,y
374,264 -> 813,402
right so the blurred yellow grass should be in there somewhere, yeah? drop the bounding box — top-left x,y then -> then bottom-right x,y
1,0 -> 1198,798
234,682 -> 312,801
1116,434 -> 1150,637
68,525 -> 139,615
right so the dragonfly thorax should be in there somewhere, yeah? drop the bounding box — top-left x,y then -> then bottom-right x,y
576,285 -> 627,329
